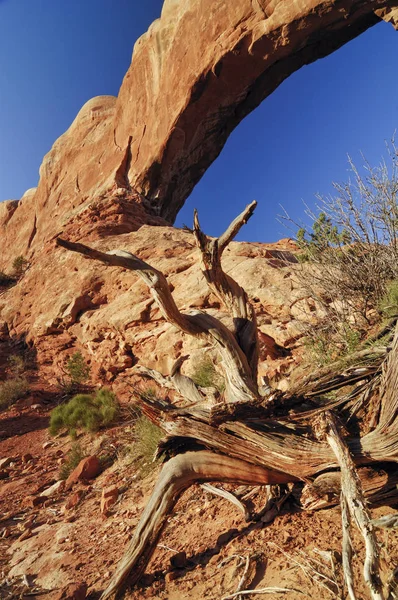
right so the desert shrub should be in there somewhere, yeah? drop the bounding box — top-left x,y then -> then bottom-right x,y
130,413 -> 163,477
59,442 -> 86,480
0,376 -> 29,409
66,351 -> 91,386
8,354 -> 26,376
379,279 -> 398,319
12,256 -> 28,278
305,321 -> 361,367
191,355 -> 225,392
283,143 -> 398,360
49,387 -> 119,438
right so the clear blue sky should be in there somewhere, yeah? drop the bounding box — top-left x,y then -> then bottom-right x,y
0,1 -> 396,242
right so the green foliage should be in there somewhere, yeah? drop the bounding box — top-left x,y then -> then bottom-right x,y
131,413 -> 163,478
49,387 -> 119,438
379,279 -> 398,318
0,376 -> 29,409
304,322 -> 361,367
190,355 -> 225,392
8,354 -> 26,376
65,351 -> 91,387
59,442 -> 86,480
12,256 -> 28,277
297,212 -> 350,259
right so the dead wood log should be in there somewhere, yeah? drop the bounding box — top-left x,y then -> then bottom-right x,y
301,467 -> 398,510
316,411 -> 384,600
193,201 -> 259,379
100,451 -> 294,600
56,204 -> 398,599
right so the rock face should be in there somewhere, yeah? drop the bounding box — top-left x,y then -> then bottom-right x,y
0,1 -> 396,384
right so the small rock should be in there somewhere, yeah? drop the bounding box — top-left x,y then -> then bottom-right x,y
2,527 -> 11,538
0,470 -> 10,480
42,441 -> 53,449
40,480 -> 65,498
0,457 -> 13,469
63,489 -> 84,511
170,551 -> 187,569
65,456 -> 101,490
31,404 -> 42,410
22,453 -> 33,464
165,570 -> 181,582
23,495 -> 46,508
100,485 -> 119,515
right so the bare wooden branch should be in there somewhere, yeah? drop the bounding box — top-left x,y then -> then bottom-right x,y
201,483 -> 250,520
193,202 -> 259,380
56,237 -> 258,404
341,495 -> 357,600
100,451 -> 294,600
317,412 -> 384,600
135,359 -> 206,405
301,467 -> 398,511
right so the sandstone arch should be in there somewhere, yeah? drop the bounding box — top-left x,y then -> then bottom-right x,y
1,1 -> 397,262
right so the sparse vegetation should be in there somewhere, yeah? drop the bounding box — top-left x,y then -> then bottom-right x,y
0,352 -> 29,409
283,144 -> 398,364
130,413 -> 163,477
191,355 -> 225,392
59,351 -> 91,391
59,442 -> 86,480
0,376 -> 29,409
379,278 -> 398,319
8,354 -> 26,376
49,387 -> 119,438
12,255 -> 28,278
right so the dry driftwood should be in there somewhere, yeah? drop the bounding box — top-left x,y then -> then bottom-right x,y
315,412 -> 384,600
56,202 -> 398,599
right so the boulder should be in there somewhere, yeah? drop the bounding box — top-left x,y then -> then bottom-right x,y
65,456 -> 101,490
100,486 -> 119,516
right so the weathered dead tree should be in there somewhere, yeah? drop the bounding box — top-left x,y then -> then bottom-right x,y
56,202 -> 398,600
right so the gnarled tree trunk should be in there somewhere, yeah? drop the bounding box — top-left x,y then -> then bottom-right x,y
56,202 -> 398,599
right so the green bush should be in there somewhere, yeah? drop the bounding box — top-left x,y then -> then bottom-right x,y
131,414 -> 163,477
8,354 -> 26,376
65,351 -> 91,386
12,256 -> 28,278
59,442 -> 86,480
379,279 -> 398,318
0,377 -> 29,409
49,387 -> 119,438
191,355 -> 225,392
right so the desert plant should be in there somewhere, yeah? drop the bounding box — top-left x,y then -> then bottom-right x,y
8,354 -> 26,376
282,143 -> 398,360
61,351 -> 91,391
59,442 -> 86,480
190,355 -> 225,392
12,255 -> 28,278
379,279 -> 398,318
130,413 -> 163,477
0,376 -> 29,409
49,387 -> 119,438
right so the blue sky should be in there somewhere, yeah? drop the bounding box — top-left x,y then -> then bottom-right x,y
0,1 -> 396,242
